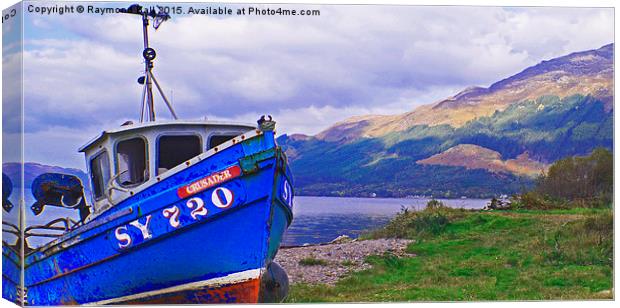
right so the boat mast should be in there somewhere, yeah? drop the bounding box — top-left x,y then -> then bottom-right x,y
141,13 -> 156,122
122,4 -> 178,122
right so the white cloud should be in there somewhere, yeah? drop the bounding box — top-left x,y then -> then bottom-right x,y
24,126 -> 95,168
207,84 -> 474,136
18,4 -> 614,167
2,51 -> 23,167
501,8 -> 615,60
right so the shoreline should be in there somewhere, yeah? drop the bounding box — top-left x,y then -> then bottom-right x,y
295,195 -> 491,201
275,237 -> 414,285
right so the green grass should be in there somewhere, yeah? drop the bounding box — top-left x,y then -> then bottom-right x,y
341,260 -> 356,267
286,208 -> 613,302
299,257 -> 329,266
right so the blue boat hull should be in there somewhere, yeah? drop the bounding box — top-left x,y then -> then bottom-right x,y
2,245 -> 21,304
23,130 -> 293,305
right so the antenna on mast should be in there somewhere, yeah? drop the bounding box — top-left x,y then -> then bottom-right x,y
121,4 -> 178,122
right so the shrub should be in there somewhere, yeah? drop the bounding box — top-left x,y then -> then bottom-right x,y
513,191 -> 612,210
367,200 -> 464,239
426,199 -> 445,210
516,191 -> 567,210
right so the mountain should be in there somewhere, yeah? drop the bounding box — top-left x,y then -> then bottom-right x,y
316,43 -> 613,142
280,44 -> 614,198
2,162 -> 90,192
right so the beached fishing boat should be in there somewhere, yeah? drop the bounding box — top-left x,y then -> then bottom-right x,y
6,4 -> 294,305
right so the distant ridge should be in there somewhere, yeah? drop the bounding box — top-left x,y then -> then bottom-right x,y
2,162 -> 90,191
280,44 -> 614,198
315,43 -> 613,142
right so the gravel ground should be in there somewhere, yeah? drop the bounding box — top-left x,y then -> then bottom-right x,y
274,237 -> 414,285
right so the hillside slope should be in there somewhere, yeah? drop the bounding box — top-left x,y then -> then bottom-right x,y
316,43 -> 613,142
417,144 -> 548,177
281,44 -> 614,198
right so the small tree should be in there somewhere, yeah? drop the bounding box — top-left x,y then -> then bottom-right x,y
536,148 -> 612,202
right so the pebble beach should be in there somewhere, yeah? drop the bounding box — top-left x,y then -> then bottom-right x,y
275,237 -> 414,285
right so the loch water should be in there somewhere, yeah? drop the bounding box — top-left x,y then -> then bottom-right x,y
281,196 -> 489,246
5,190 -> 489,248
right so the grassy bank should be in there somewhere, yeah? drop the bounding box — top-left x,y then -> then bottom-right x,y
286,206 -> 613,302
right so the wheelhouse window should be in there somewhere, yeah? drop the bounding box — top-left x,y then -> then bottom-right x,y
90,151 -> 110,201
157,135 -> 202,174
209,135 -> 238,149
116,138 -> 148,186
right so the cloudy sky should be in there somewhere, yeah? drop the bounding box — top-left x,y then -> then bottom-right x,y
2,1 -> 614,168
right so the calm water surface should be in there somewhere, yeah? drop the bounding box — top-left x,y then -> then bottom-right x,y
282,196 -> 489,246
4,191 -> 488,248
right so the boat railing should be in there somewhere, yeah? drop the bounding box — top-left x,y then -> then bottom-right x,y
2,221 -> 20,236
23,217 -> 80,239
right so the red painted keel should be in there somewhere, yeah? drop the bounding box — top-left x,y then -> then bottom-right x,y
115,278 -> 261,305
